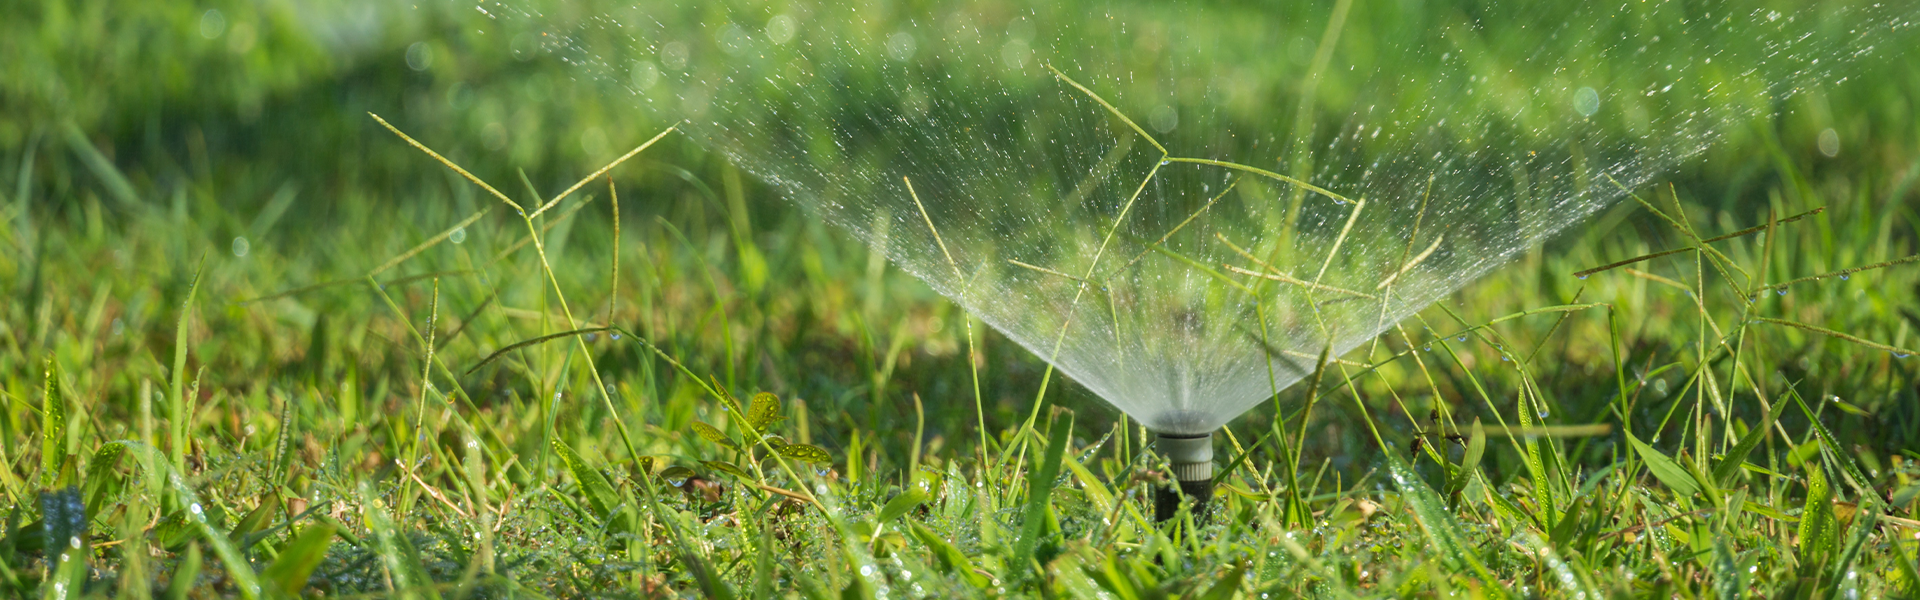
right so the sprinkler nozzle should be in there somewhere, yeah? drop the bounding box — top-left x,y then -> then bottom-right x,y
1153,431 -> 1215,522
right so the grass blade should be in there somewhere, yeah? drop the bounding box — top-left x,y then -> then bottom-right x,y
169,255 -> 205,473
1625,431 -> 1700,498
1384,448 -> 1501,595
262,523 -> 336,597
1795,466 -> 1836,577
41,360 -> 66,488
1013,412 -> 1073,567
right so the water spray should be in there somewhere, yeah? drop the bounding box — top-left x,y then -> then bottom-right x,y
1152,431 -> 1214,522
495,0 -> 1918,529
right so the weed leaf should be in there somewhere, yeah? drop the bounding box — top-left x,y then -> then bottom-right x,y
692,421 -> 738,450
704,460 -> 753,480
747,392 -> 784,433
777,443 -> 832,464
658,465 -> 697,485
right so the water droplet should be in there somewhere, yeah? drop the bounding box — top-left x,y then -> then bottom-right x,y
610,332 -> 622,340
450,227 -> 468,244
1423,345 -> 1432,352
1457,335 -> 1467,342
1573,87 -> 1600,116
1577,274 -> 1588,280
1839,274 -> 1848,280
189,503 -> 203,515
1777,288 -> 1788,296
231,236 -> 250,257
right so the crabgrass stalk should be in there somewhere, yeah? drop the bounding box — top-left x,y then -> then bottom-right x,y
369,113 -> 670,466
902,176 -> 992,469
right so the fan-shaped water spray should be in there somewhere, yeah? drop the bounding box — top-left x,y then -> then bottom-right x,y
481,0 -> 1911,457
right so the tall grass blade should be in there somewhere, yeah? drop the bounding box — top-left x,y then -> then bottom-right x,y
1013,412 -> 1073,566
359,481 -> 442,600
1624,431 -> 1700,498
1795,466 -> 1836,577
60,121 -> 141,209
1710,385 -> 1791,486
261,523 -> 336,597
40,360 -> 65,488
551,438 -> 623,522
169,255 -> 205,472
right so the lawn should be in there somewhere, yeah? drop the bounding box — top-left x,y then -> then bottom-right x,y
3,0 -> 1920,597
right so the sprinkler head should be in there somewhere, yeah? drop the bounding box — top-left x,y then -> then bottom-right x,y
1153,431 -> 1215,522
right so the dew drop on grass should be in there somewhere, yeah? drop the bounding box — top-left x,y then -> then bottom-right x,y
1839,273 -> 1848,280
450,226 -> 467,244
1457,336 -> 1468,342
231,236 -> 250,257
1577,274 -> 1588,280
610,332 -> 622,340
1777,288 -> 1788,295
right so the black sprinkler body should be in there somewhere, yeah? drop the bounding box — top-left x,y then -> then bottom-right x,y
1152,431 -> 1214,522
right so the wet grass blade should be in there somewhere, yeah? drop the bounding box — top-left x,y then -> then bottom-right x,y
360,481 -> 442,600
1710,385 -> 1791,486
551,439 -> 622,521
41,360 -> 66,488
1795,466 -> 1835,577
1013,412 -> 1073,567
1625,431 -> 1699,498
261,523 -> 336,597
876,488 -> 932,524
1384,449 -> 1501,595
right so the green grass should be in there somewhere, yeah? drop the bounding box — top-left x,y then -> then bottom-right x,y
4,0 -> 1920,597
